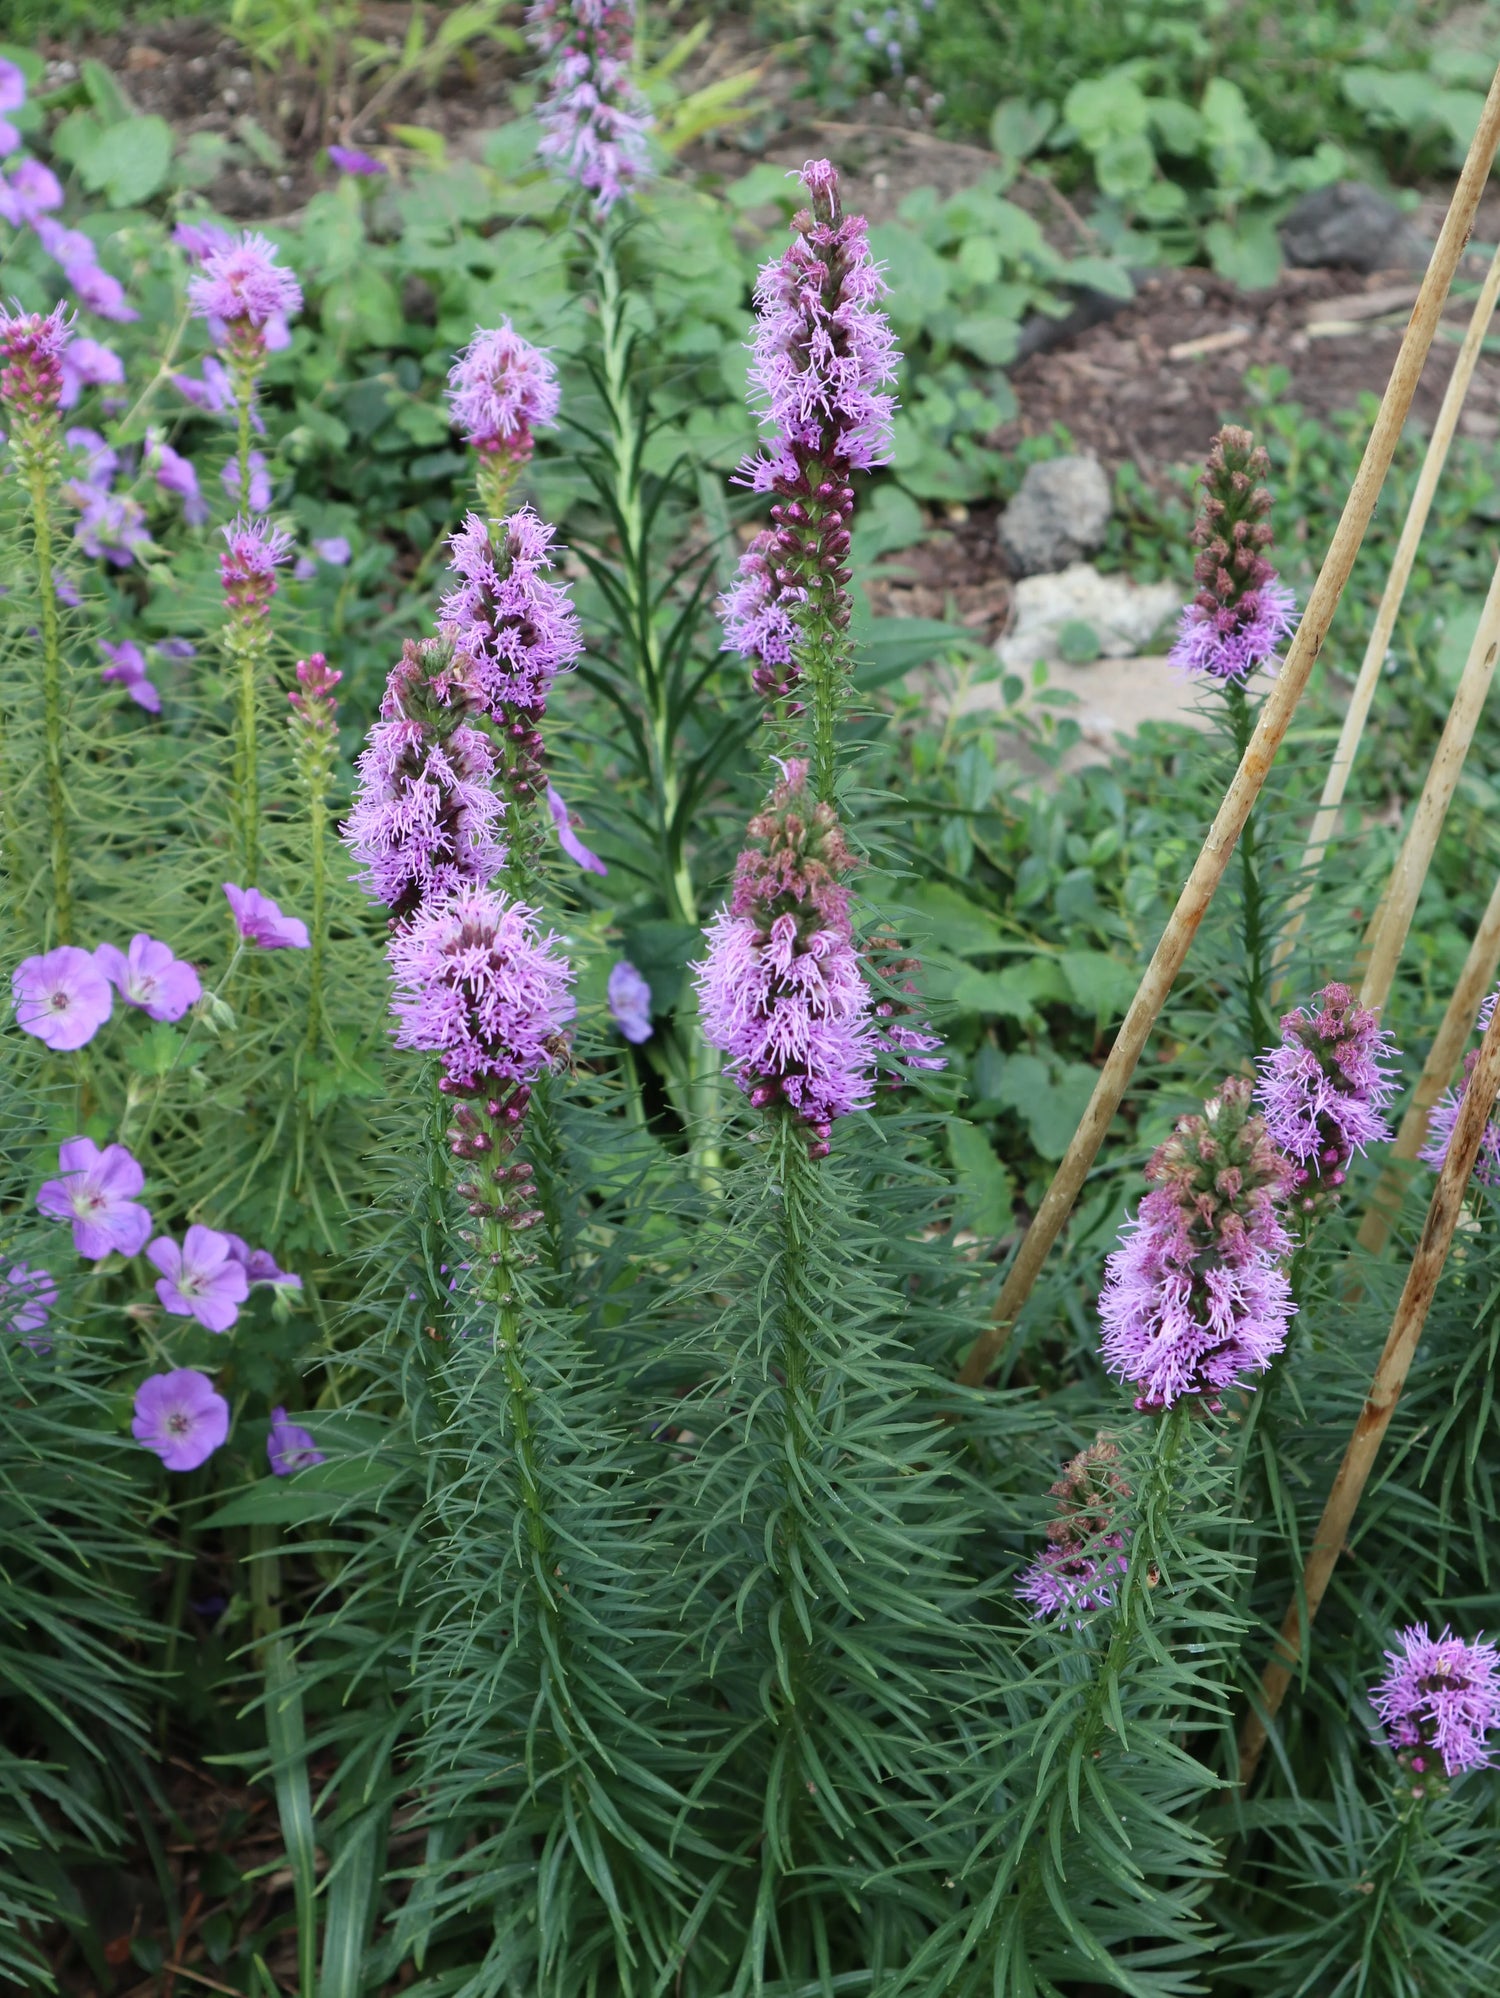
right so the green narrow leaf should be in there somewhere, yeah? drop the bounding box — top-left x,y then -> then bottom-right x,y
318,1801 -> 389,1998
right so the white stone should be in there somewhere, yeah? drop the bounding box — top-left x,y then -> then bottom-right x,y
996,561 -> 1183,671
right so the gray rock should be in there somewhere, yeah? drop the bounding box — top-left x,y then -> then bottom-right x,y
1280,180 -> 1428,274
998,454 -> 1112,577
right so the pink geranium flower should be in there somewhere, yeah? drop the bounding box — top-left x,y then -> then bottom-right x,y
223,883 -> 310,949
36,1137 -> 153,1259
94,935 -> 201,1022
132,1369 -> 230,1472
12,946 -> 113,1049
148,1225 -> 250,1333
268,1406 -> 325,1474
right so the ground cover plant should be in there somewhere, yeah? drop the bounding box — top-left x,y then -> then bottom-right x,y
7,5 -> 1500,1995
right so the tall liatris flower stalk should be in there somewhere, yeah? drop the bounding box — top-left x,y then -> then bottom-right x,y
1256,982 -> 1400,1211
343,637 -> 507,928
219,517 -> 292,885
1372,1624 -> 1500,1789
694,758 -> 876,1158
527,0 -> 653,217
438,507 -> 582,891
1171,425 -> 1297,1048
1,304 -> 75,936
447,321 -> 560,518
287,652 -> 342,1053
1016,1437 -> 1131,1629
1099,1078 -> 1295,1412
187,230 -> 302,502
1420,985 -> 1500,1184
722,158 -> 900,797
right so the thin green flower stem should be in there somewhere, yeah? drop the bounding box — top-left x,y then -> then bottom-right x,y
226,610 -> 271,887
124,940 -> 246,1155
302,771 -> 330,1060
1224,680 -> 1272,1055
17,428 -> 74,939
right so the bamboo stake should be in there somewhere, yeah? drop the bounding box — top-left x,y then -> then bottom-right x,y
1350,548 -> 1500,1014
1270,242 -> 1500,989
1238,995 -> 1500,1785
1354,863 -> 1500,1258
956,66 -> 1500,1391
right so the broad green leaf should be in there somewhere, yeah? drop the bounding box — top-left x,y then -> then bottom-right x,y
75,114 -> 174,206
948,1119 -> 1015,1238
989,97 -> 1055,166
994,1053 -> 1099,1159
952,314 -> 1021,367
874,879 -> 1005,958
1059,949 -> 1139,1021
1064,74 -> 1149,144
1094,132 -> 1157,199
1202,214 -> 1281,291
81,58 -> 132,126
854,616 -> 973,691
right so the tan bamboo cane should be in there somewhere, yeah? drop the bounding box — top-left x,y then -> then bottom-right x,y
956,65 -> 1500,1391
1353,864 -> 1500,1258
1270,242 -> 1500,992
1350,549 -> 1500,1015
1237,995 -> 1500,1785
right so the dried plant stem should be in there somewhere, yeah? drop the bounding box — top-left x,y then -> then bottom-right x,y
1271,240 -> 1500,990
955,61 -> 1500,1390
1354,862 -> 1500,1257
1237,997 -> 1500,1785
1354,546 -> 1500,1014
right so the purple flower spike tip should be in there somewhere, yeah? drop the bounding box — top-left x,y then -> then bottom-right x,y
148,1225 -> 250,1333
447,321 -> 560,461
12,947 -> 114,1049
188,230 -> 303,333
547,785 -> 607,875
223,883 -> 310,950
1372,1623 -> 1500,1779
528,0 -> 653,215
36,1136 -> 152,1260
607,959 -> 653,1045
268,1406 -> 325,1475
94,934 -> 201,1023
1256,982 -> 1399,1206
132,1369 -> 230,1472
1169,426 -> 1298,683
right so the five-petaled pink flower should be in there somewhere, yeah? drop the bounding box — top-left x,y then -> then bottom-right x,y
132,1369 -> 230,1472
36,1137 -> 153,1260
147,1225 -> 250,1333
12,946 -> 114,1050
95,935 -> 201,1023
223,883 -> 310,950
268,1406 -> 325,1475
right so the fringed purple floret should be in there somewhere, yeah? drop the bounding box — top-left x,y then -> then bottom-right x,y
388,883 -> 575,1095
347,718 -> 506,922
695,760 -> 875,1145
1256,981 -> 1399,1206
188,231 -> 302,336
447,321 -> 560,461
718,529 -> 808,704
0,301 -> 71,420
220,516 -> 293,613
1372,1623 -> 1500,1779
1016,1439 -> 1131,1630
1098,1078 -> 1295,1411
528,0 -> 653,215
1420,983 -> 1500,1184
1168,425 -> 1297,683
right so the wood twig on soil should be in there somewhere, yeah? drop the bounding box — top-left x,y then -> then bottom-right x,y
955,62 -> 1500,1390
1271,239 -> 1500,995
1237,993 -> 1500,1784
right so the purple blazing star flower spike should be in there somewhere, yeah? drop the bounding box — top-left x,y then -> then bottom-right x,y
1371,1623 -> 1500,1779
59,336 -> 124,411
268,1406 -> 325,1474
148,1225 -> 250,1333
94,935 -> 201,1023
188,230 -> 303,333
67,259 -> 137,324
547,785 -> 607,875
607,959 -> 653,1044
220,516 -> 293,613
387,882 -> 576,1094
343,647 -> 507,922
719,529 -> 807,704
223,882 -> 311,949
1098,1078 -> 1295,1412
174,219 -> 233,264
36,1136 -> 152,1260
694,761 -> 875,1147
3,1263 -> 56,1350
447,321 -> 561,461
1169,425 -> 1298,683
132,1369 -> 230,1472
1015,1438 -> 1131,1629
1419,1050 -> 1500,1186
0,301 -> 71,420
99,639 -> 162,713
528,0 -> 653,216
439,508 -> 583,736
1256,982 -> 1400,1206
328,145 -> 385,176
221,448 -> 271,512
12,946 -> 114,1049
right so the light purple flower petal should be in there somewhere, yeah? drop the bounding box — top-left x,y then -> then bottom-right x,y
147,1224 -> 249,1333
607,959 -> 653,1044
546,785 -> 607,875
223,882 -> 310,949
3,1263 -> 56,1348
1372,1623 -> 1500,1777
446,321 -> 560,457
132,1368 -> 229,1472
12,947 -> 113,1050
94,934 -> 201,1023
268,1405 -> 325,1474
327,145 -> 385,176
36,1135 -> 151,1259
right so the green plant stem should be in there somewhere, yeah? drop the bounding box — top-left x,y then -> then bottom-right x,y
227,611 -> 271,888
1225,680 -> 1272,1052
18,429 -> 74,939
304,777 -> 328,1058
